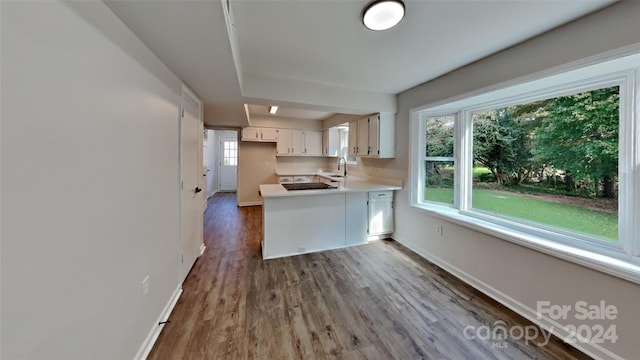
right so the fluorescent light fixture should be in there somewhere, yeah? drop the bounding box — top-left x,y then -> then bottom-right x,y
362,0 -> 405,31
269,106 -> 279,114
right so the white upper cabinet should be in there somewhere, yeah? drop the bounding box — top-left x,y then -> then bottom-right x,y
357,117 -> 369,155
348,113 -> 395,158
372,113 -> 395,158
304,130 -> 323,156
242,127 -> 260,141
348,121 -> 358,156
274,127 -> 345,157
323,128 -> 340,157
277,129 -> 318,156
276,128 -> 292,155
241,127 -> 278,142
291,129 -> 305,155
261,128 -> 278,141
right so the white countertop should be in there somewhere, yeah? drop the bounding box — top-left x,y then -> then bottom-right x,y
260,177 -> 402,198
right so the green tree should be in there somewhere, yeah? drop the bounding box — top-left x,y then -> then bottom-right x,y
425,116 -> 455,189
533,86 -> 619,198
473,108 -> 533,185
425,116 -> 454,157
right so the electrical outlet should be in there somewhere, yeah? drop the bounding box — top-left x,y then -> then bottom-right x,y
298,247 -> 306,253
142,276 -> 150,298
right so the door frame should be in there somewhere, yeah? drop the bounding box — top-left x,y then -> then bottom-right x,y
204,129 -> 217,199
179,84 -> 205,283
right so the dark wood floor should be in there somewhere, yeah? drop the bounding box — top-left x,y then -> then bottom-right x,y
148,192 -> 589,359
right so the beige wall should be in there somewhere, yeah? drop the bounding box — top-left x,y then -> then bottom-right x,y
237,118 -> 334,205
1,2 -> 183,358
355,2 -> 640,359
276,156 -> 334,173
237,141 -> 278,205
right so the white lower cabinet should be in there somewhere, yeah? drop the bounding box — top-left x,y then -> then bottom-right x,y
346,192 -> 368,246
262,190 -> 395,259
368,191 -> 394,235
263,194 -> 346,258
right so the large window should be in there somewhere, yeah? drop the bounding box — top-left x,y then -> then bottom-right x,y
410,53 -> 639,277
470,86 -> 619,243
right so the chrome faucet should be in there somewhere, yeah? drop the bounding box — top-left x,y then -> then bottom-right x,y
337,157 -> 347,177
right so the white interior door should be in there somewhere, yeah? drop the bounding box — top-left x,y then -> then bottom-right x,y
180,87 -> 203,282
219,136 -> 238,191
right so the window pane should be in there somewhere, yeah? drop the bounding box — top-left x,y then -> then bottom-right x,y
425,161 -> 454,204
471,86 -> 619,242
221,140 -> 238,167
425,115 -> 454,157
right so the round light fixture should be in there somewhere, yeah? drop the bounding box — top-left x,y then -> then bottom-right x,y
362,0 -> 405,31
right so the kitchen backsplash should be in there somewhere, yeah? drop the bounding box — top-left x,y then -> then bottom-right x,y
276,156 -> 335,173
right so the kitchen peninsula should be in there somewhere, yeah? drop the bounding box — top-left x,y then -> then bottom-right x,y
259,176 -> 402,259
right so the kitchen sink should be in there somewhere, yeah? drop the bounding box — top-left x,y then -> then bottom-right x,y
282,182 -> 337,191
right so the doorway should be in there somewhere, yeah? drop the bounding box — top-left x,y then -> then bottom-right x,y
219,136 -> 238,191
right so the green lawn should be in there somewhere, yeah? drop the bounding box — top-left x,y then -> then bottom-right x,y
424,188 -> 618,241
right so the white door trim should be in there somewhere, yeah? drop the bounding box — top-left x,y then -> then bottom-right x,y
179,83 -> 204,283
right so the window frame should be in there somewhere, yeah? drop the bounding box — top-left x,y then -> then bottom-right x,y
420,113 -> 458,207
409,53 -> 640,283
222,140 -> 238,166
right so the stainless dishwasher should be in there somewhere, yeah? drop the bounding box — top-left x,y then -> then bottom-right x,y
368,191 -> 394,236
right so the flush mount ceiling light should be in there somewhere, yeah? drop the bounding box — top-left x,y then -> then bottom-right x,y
269,106 -> 278,114
362,0 -> 405,31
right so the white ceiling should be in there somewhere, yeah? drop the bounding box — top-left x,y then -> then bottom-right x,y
105,0 -> 615,128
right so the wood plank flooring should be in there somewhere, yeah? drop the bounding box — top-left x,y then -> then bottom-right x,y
148,192 -> 589,359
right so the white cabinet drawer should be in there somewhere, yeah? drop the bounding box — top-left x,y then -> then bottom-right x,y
278,176 -> 294,184
368,191 -> 393,200
293,176 -> 313,183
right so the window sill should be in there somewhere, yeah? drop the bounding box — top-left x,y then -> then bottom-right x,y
411,203 -> 640,285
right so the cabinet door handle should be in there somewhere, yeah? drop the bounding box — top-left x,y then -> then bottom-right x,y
368,146 -> 371,155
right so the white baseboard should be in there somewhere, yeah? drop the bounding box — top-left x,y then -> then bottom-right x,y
391,235 -> 623,360
200,243 -> 206,256
134,285 -> 183,360
238,201 -> 263,207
